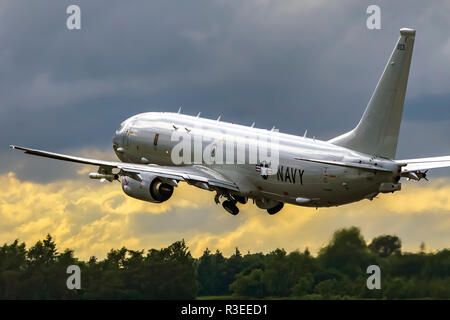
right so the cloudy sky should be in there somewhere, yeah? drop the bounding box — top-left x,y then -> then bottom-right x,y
1,0 -> 450,259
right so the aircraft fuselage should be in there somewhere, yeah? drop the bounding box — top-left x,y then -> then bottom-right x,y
112,112 -> 401,208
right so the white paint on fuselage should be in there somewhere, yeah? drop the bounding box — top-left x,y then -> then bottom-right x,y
113,112 -> 400,207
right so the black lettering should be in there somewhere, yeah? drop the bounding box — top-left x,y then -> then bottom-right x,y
291,168 -> 297,184
285,166 -> 292,183
277,166 -> 284,181
299,169 -> 305,185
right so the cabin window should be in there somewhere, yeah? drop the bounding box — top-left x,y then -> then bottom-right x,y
153,133 -> 159,146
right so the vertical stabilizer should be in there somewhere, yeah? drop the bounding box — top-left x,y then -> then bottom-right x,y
329,28 -> 415,159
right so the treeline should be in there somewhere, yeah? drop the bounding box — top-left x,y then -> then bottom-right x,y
0,227 -> 449,299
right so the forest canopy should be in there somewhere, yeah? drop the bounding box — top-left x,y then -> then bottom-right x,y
0,227 -> 449,299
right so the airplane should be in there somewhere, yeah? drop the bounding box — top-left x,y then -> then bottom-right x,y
10,28 -> 450,215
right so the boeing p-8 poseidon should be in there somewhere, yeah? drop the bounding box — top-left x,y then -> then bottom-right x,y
10,28 -> 450,215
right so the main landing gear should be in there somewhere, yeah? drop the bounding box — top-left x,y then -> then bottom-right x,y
222,200 -> 239,215
233,195 -> 247,204
216,192 -> 284,216
267,202 -> 284,215
216,192 -> 244,215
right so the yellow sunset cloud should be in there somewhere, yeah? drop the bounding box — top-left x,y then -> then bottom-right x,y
0,171 -> 449,260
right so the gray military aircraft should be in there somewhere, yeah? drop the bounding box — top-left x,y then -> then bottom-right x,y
10,28 -> 450,215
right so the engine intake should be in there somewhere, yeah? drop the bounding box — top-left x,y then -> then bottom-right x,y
150,179 -> 174,202
122,173 -> 174,203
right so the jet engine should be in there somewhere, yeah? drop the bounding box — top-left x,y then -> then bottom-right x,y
121,173 -> 174,203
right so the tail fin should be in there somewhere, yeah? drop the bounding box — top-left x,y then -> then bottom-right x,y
329,28 -> 415,159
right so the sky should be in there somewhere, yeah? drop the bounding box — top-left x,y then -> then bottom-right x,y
1,0 -> 450,259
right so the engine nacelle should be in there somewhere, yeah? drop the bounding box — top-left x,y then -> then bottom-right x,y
121,173 -> 174,203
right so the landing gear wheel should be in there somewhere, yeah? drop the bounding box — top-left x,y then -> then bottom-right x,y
214,192 -> 221,204
222,200 -> 239,215
234,195 -> 247,204
267,202 -> 284,215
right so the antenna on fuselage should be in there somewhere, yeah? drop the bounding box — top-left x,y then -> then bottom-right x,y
196,112 -> 201,118
303,129 -> 308,138
217,115 -> 221,121
177,107 -> 182,114
271,126 -> 275,132
251,122 -> 255,128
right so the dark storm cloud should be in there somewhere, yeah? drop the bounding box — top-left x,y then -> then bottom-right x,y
2,0 -> 450,180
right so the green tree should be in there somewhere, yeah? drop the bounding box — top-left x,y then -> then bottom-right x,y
318,227 -> 374,278
2,228 -> 450,300
261,248 -> 290,297
144,240 -> 198,299
27,234 -> 57,266
223,248 -> 244,293
197,248 -> 214,295
314,279 -> 337,299
369,235 -> 402,257
292,275 -> 314,297
0,240 -> 27,299
230,269 -> 266,298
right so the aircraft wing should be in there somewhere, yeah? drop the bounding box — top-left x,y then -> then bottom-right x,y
396,156 -> 450,172
9,145 -> 239,191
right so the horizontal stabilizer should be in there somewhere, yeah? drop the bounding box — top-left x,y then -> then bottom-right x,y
396,156 -> 450,173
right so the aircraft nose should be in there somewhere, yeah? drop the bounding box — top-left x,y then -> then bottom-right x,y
112,129 -> 124,150
112,129 -> 128,156
112,131 -> 120,148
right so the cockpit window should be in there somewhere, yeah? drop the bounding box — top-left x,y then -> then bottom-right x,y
116,120 -> 129,134
117,121 -> 125,132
